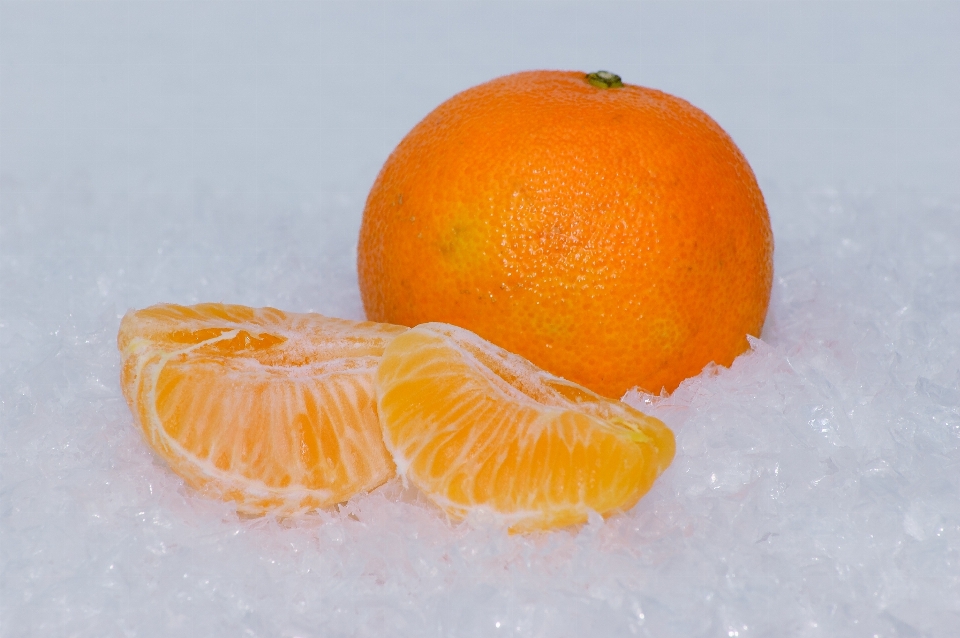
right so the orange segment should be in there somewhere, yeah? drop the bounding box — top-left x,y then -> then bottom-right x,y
376,323 -> 676,532
118,303 -> 406,515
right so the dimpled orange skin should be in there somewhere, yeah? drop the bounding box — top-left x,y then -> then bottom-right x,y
358,70 -> 773,398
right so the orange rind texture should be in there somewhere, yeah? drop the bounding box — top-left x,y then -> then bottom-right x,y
359,70 -> 773,398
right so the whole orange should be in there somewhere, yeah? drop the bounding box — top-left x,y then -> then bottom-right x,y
358,70 -> 773,398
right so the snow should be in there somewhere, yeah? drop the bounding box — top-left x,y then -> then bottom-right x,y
2,2 -> 959,636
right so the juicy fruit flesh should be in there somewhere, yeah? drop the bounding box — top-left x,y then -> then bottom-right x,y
119,303 -> 405,515
376,323 -> 676,532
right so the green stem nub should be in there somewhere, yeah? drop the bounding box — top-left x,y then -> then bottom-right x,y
586,71 -> 624,89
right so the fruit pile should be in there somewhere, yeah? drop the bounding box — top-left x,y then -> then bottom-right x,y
118,70 -> 772,531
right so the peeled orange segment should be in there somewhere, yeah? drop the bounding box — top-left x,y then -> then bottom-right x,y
118,303 -> 406,515
375,323 -> 676,532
